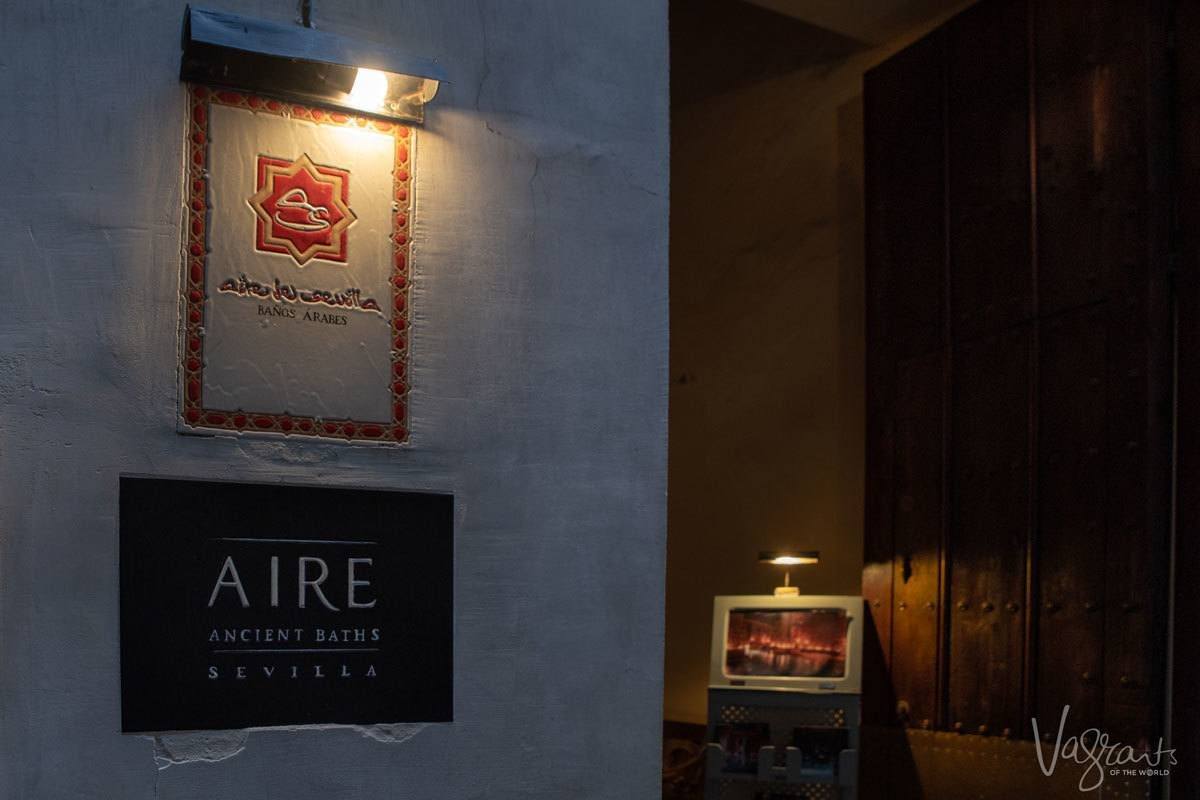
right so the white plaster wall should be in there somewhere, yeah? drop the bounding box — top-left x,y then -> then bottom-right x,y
0,1 -> 668,797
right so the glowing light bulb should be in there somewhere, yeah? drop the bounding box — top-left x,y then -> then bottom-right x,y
349,68 -> 389,110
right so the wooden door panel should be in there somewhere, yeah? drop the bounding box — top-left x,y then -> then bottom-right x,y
1101,308 -> 1164,742
949,327 -> 1031,735
947,0 -> 1032,342
1172,2 -> 1200,790
864,28 -> 946,724
864,59 -> 897,726
864,32 -> 945,361
1034,0 -> 1149,316
890,353 -> 944,729
863,0 -> 1170,762
1036,306 -> 1107,734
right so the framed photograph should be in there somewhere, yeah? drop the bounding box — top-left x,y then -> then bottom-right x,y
725,607 -> 850,678
179,85 -> 413,443
709,595 -> 863,694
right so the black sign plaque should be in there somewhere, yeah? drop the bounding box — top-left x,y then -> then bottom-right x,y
119,476 -> 452,732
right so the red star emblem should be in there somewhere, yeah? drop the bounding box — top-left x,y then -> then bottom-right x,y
249,153 -> 356,265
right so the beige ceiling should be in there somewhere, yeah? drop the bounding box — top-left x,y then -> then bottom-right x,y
742,0 -> 971,45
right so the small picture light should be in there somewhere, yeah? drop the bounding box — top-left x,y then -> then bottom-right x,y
181,6 -> 446,123
758,550 -> 820,596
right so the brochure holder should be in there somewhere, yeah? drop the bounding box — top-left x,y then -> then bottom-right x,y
704,595 -> 863,800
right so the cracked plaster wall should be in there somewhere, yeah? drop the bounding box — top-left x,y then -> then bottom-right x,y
0,1 -> 668,798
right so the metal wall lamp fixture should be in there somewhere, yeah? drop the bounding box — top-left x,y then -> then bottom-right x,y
181,5 -> 446,123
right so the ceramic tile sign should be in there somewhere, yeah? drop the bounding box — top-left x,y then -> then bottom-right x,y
180,86 -> 412,444
119,476 -> 452,733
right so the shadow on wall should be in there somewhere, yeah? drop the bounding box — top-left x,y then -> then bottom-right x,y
666,0 -> 870,730
665,0 -> 967,731
669,0 -> 861,107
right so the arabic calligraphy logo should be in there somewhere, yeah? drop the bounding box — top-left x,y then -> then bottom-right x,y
249,153 -> 356,266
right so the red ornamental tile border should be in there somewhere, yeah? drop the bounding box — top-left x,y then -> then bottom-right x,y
181,85 -> 412,444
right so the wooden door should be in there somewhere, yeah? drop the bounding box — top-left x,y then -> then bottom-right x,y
864,0 -> 1171,773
